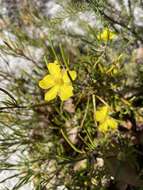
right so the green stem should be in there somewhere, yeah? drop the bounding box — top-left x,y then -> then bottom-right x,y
61,129 -> 84,154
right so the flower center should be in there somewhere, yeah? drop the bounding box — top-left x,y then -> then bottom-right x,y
55,78 -> 64,86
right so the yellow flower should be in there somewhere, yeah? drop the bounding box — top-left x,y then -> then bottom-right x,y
97,28 -> 116,41
95,106 -> 118,133
39,60 -> 77,101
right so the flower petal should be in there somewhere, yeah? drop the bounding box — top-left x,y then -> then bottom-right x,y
98,121 -> 108,133
59,85 -> 73,101
98,117 -> 118,133
95,106 -> 109,123
97,28 -> 116,41
39,75 -> 55,89
107,117 -> 118,130
63,70 -> 77,83
68,70 -> 77,80
47,62 -> 61,77
44,85 -> 59,101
